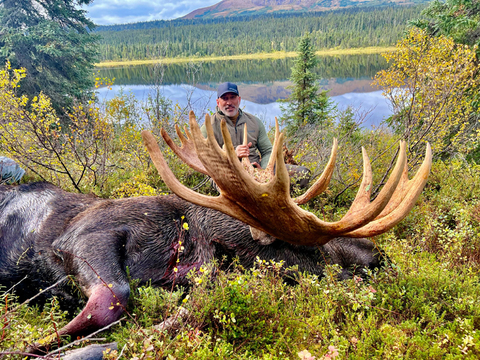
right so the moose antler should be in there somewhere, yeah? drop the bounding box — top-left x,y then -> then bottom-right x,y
142,111 -> 432,246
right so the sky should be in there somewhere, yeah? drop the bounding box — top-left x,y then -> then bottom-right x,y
83,0 -> 220,26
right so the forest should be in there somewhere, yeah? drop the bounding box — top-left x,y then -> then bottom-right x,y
96,5 -> 425,61
1,0 -> 480,358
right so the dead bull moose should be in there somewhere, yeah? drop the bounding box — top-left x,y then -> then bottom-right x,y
0,111 -> 431,352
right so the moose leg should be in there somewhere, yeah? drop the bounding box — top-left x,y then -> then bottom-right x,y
54,231 -> 130,337
26,282 -> 129,355
54,230 -> 132,338
58,282 -> 129,337
28,231 -> 131,354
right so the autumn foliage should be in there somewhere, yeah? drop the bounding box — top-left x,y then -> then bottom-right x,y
0,64 -> 115,192
374,28 -> 479,162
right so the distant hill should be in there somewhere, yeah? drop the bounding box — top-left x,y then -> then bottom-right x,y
182,0 -> 427,19
95,5 -> 426,62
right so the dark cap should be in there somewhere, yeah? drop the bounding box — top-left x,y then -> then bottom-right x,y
217,82 -> 239,98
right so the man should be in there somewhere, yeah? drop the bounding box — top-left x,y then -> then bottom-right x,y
201,82 -> 272,169
201,82 -> 311,187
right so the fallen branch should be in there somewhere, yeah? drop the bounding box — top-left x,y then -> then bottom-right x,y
46,317 -> 126,357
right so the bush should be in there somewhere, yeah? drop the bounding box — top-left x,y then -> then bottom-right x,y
392,158 -> 480,266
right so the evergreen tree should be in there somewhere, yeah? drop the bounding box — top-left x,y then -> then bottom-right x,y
410,0 -> 480,48
280,32 -> 333,135
0,0 -> 99,115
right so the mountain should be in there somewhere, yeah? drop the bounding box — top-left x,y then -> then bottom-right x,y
182,0 -> 420,19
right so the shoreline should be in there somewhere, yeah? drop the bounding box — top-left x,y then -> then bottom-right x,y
95,46 -> 395,67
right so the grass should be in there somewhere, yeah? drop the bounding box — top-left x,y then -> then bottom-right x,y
95,46 -> 396,67
3,245 -> 478,359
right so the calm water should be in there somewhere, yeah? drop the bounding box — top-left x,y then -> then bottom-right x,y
97,54 -> 392,128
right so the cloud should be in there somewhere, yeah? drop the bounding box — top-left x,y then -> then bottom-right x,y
83,0 -> 220,25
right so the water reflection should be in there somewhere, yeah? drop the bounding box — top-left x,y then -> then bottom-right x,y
98,54 -> 387,86
96,84 -> 390,129
96,54 -> 392,128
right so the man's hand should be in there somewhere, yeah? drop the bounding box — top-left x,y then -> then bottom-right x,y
236,142 -> 252,158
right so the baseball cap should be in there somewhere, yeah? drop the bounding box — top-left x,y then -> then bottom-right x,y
217,82 -> 239,98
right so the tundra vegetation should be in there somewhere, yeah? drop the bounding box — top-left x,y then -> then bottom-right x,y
1,21 -> 480,360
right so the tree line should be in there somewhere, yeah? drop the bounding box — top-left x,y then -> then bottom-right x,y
96,5 -> 425,61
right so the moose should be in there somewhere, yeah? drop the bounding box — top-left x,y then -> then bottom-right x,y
0,111 -> 432,352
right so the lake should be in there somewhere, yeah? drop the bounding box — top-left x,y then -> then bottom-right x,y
96,54 -> 392,129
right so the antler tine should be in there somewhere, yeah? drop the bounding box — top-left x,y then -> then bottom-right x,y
264,117 -> 280,174
240,121 -> 254,174
372,155 -> 409,219
182,124 -> 193,140
270,130 -> 292,194
345,142 -> 432,238
219,117 -> 291,195
142,128 -> 266,230
294,138 -> 338,205
160,125 -> 208,175
242,123 -> 248,147
192,112 -> 225,157
339,141 -> 406,224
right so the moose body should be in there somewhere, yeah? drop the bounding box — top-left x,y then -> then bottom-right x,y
0,181 -> 383,342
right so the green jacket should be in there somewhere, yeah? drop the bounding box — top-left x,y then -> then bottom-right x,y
200,108 -> 272,168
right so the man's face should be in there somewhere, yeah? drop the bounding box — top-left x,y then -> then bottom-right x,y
217,93 -> 241,117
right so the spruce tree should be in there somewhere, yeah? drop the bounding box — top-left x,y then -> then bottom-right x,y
280,32 -> 332,135
411,0 -> 480,49
0,0 -> 99,116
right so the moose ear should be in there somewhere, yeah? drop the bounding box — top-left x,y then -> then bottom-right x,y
143,110 -> 432,247
250,226 -> 276,246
